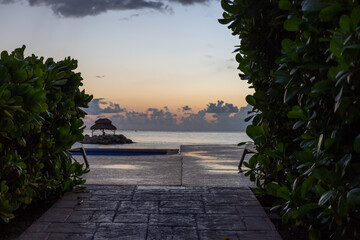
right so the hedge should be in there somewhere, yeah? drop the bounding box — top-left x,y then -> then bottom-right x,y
0,46 -> 92,223
220,0 -> 360,239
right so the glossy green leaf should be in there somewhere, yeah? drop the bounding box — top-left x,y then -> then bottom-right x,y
302,0 -> 324,12
301,177 -> 314,197
338,154 -> 351,167
218,18 -> 233,24
330,39 -> 343,57
16,162 -> 26,169
279,0 -> 291,10
246,125 -> 265,139
339,15 -> 351,33
351,6 -> 360,27
347,188 -> 360,205
319,6 -> 341,22
310,80 -> 333,95
277,186 -> 291,201
284,87 -> 299,103
312,168 -> 334,183
319,190 -> 334,205
293,120 -> 305,130
292,203 -> 319,219
284,17 -> 303,31
281,39 -> 294,52
245,95 -> 256,106
266,182 -> 280,196
1,50 -> 9,59
287,106 -> 306,119
14,69 -> 28,82
53,79 -> 68,86
274,71 -> 289,84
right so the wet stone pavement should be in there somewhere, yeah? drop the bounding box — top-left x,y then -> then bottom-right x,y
18,145 -> 281,239
19,185 -> 280,240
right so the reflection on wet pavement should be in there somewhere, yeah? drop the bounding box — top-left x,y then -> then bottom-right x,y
207,170 -> 238,173
92,164 -> 139,169
185,151 -> 239,174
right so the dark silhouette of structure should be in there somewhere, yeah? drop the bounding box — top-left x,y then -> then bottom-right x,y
90,118 -> 116,136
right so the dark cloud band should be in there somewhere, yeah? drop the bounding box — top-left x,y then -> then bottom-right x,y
84,99 -> 250,131
1,0 -> 166,17
1,0 -> 212,18
205,100 -> 239,113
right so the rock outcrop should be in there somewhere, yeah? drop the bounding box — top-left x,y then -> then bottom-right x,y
81,134 -> 133,145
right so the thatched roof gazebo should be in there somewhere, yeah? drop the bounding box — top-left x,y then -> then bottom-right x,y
90,118 -> 117,136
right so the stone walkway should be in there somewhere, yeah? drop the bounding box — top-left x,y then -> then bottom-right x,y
18,145 -> 281,240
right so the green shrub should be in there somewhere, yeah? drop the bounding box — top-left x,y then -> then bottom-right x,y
220,0 -> 360,238
0,46 -> 92,223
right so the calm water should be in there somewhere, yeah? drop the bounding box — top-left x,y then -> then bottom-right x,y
83,130 -> 251,149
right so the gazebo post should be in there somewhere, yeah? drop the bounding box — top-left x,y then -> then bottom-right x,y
92,129 -> 94,137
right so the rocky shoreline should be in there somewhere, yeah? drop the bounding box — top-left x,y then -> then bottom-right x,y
81,134 -> 133,145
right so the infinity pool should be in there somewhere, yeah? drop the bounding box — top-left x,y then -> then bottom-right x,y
71,148 -> 179,156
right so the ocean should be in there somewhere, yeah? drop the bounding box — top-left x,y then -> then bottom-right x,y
82,130 -> 251,149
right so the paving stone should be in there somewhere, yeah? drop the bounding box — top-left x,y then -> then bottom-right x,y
89,194 -> 132,201
197,214 -> 246,231
198,230 -> 240,240
159,201 -> 204,214
149,214 -> 196,227
52,200 -> 78,208
91,211 -> 116,222
91,188 -> 134,195
75,200 -> 119,210
18,232 -> 50,240
203,196 -> 259,206
160,201 -> 203,208
208,187 -> 249,194
118,201 -> 158,214
204,205 -> 238,214
46,223 -> 97,233
61,192 -> 91,201
237,231 -> 282,240
133,193 -> 202,201
168,187 -> 208,194
243,217 -> 276,231
137,185 -> 186,191
236,206 -> 267,217
25,222 -> 50,233
113,214 -> 149,223
94,223 -> 147,240
38,208 -> 73,222
66,211 -> 94,223
147,226 -> 198,240
47,233 -> 94,240
87,185 -> 135,191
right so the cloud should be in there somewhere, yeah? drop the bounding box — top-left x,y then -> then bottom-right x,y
85,98 -> 126,114
1,0 -> 213,17
205,100 -> 239,113
102,103 -> 126,113
170,0 -> 211,5
84,99 -> 250,131
1,0 -> 167,17
182,105 -> 192,111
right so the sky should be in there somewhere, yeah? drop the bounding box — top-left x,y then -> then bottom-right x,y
0,0 -> 253,131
